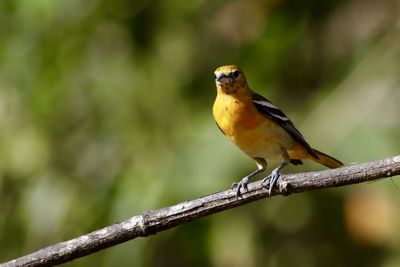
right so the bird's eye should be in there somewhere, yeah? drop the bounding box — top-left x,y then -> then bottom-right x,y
232,70 -> 240,78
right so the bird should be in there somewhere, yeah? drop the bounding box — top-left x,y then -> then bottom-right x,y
212,65 -> 343,196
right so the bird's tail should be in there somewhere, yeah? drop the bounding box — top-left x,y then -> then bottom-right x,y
311,149 -> 343,169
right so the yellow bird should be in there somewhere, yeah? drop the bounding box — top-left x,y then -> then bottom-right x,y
213,65 -> 343,196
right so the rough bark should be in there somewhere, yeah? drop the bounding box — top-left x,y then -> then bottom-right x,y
2,156 -> 400,267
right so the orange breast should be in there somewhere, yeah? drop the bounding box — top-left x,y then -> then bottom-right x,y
213,93 -> 261,134
213,93 -> 308,160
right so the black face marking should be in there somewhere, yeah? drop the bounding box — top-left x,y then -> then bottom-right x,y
219,83 -> 237,95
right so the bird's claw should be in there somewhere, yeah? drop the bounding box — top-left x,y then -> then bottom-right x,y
231,176 -> 249,196
261,169 -> 281,197
261,176 -> 270,188
231,182 -> 238,189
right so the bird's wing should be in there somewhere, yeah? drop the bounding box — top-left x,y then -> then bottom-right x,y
252,93 -> 318,159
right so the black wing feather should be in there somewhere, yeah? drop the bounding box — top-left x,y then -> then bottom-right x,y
252,93 -> 318,159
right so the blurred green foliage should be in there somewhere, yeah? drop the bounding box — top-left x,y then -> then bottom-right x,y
1,0 -> 400,266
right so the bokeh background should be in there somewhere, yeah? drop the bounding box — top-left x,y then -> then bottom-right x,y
1,0 -> 400,266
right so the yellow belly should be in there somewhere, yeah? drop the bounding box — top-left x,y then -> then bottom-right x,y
213,94 -> 307,160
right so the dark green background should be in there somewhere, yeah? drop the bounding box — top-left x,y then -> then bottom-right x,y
1,0 -> 400,266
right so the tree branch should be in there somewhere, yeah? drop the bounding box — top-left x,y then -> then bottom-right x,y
2,156 -> 400,267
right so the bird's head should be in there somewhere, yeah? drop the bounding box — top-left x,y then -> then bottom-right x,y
214,65 -> 248,95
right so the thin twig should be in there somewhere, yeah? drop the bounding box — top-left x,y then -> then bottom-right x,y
2,155 -> 400,267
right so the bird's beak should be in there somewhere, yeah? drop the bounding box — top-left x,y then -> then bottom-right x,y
215,73 -> 232,84
215,72 -> 226,82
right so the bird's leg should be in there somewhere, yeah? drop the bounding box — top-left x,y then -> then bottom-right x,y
262,148 -> 290,196
232,158 -> 266,196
